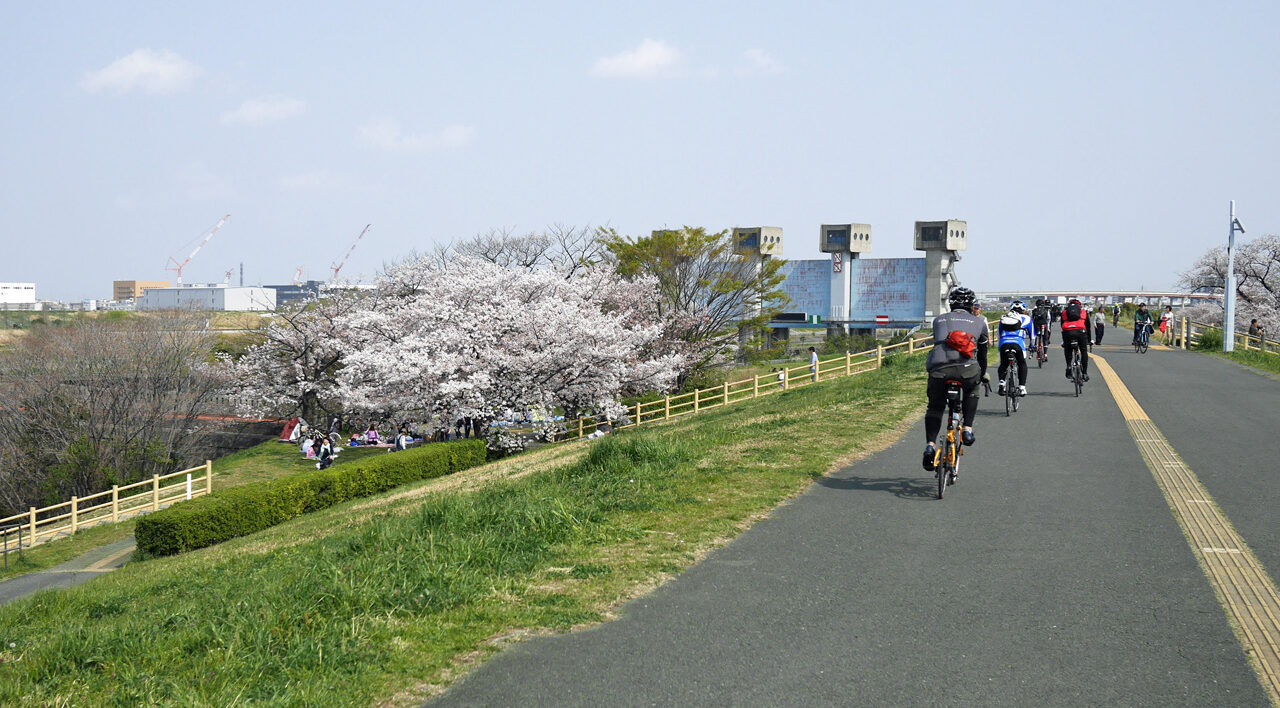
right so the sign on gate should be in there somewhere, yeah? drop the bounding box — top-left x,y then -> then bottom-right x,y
832,252 -> 843,273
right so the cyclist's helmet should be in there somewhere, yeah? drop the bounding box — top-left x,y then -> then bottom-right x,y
1009,300 -> 1026,314
1068,298 -> 1082,306
948,287 -> 976,312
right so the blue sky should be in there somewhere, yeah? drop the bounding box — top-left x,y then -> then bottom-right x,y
3,1 -> 1278,301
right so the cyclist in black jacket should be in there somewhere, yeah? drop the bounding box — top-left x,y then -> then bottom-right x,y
922,287 -> 989,470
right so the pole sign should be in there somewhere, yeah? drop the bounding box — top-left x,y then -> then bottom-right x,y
875,315 -> 890,325
832,252 -> 843,273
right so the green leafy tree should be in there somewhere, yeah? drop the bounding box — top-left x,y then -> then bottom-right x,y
604,226 -> 789,384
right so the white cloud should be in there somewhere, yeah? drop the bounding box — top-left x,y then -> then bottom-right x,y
220,95 -> 306,125
739,48 -> 782,76
592,39 -> 682,79
358,117 -> 476,152
81,49 -> 201,94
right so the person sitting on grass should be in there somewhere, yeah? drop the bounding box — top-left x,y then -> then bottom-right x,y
365,424 -> 380,443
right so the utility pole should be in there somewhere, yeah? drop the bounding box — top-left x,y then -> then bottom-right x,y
1224,201 -> 1246,352
239,262 -> 244,287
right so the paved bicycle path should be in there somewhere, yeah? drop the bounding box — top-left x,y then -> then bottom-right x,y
431,338 -> 1270,706
0,537 -> 135,606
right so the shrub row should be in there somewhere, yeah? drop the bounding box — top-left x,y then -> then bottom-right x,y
136,439 -> 488,556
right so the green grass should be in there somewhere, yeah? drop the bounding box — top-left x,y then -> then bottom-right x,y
0,355 -> 926,706
1213,348 -> 1280,378
0,519 -> 137,582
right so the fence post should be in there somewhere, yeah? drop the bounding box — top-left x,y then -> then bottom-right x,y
753,375 -> 759,398
111,485 -> 119,522
185,473 -> 192,501
1181,318 -> 1188,350
782,369 -> 789,390
29,507 -> 36,543
845,351 -> 851,375
694,388 -> 700,412
664,395 -> 670,420
578,418 -> 584,439
70,496 -> 78,533
723,382 -> 729,406
206,460 -> 213,495
908,337 -> 914,354
152,474 -> 160,511
877,345 -> 884,368
633,403 -> 640,426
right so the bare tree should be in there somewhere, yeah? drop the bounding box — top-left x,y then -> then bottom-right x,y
0,314 -> 230,515
432,224 -> 609,278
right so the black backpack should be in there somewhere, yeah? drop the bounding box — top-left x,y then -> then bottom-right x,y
1065,302 -> 1082,321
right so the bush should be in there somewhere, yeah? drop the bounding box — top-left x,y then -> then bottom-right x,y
136,439 -> 487,556
1196,327 -> 1223,351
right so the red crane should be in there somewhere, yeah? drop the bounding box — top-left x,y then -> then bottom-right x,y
167,214 -> 230,285
330,224 -> 371,282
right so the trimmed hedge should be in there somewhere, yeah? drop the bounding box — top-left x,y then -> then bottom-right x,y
136,439 -> 487,556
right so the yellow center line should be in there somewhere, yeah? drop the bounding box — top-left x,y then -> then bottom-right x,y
1093,354 -> 1280,705
84,545 -> 134,571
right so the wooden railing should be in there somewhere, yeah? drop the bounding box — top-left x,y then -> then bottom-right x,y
0,461 -> 212,553
561,328 -> 952,441
1184,319 -> 1280,354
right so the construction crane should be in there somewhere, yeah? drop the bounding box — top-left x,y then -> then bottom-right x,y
330,224 -> 371,283
167,214 -> 230,285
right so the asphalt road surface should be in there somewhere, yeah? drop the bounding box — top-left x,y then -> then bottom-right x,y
431,334 -> 1277,707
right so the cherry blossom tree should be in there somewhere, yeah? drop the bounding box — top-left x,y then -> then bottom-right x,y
218,287 -> 370,421
337,257 -> 680,447
1178,234 -> 1280,334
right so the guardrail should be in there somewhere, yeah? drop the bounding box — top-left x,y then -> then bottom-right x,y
0,461 -> 212,555
560,327 -> 954,441
1184,319 -> 1280,354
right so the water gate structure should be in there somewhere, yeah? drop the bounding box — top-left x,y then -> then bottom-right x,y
733,220 -> 968,338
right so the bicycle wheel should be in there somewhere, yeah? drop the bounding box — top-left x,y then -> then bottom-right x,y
936,448 -> 949,499
1005,374 -> 1013,416
1013,382 -> 1021,412
1073,360 -> 1082,397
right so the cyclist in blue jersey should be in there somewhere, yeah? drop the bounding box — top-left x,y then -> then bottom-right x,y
996,301 -> 1036,397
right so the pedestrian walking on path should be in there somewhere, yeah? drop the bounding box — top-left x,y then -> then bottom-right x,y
809,347 -> 819,382
1093,308 -> 1106,346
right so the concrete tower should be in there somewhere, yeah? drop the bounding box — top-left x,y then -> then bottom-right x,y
819,223 -> 872,336
913,219 -> 968,319
732,227 -> 784,346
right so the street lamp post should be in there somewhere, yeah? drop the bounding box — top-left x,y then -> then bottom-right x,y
1223,201 -> 1246,353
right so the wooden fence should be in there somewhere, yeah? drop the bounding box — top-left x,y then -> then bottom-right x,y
0,461 -> 212,554
560,328 -> 950,441
1184,318 -> 1280,354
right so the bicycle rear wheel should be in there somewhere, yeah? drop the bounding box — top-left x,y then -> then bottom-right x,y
1073,360 -> 1082,396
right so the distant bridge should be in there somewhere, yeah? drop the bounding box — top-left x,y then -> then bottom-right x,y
978,290 -> 1222,307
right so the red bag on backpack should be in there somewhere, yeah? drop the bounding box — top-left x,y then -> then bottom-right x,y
944,330 -> 976,359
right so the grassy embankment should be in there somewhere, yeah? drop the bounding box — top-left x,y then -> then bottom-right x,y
1212,347 -> 1280,378
0,440 -> 394,582
0,353 -> 927,706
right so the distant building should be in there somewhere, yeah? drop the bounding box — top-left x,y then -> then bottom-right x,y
113,280 -> 171,302
0,282 -> 39,310
265,280 -> 325,307
137,285 -> 277,312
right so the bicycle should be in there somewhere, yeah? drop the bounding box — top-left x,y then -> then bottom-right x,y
1002,350 -> 1021,416
1134,323 -> 1151,354
1068,341 -> 1084,397
1034,328 -> 1048,368
931,380 -> 965,499
929,379 -> 988,499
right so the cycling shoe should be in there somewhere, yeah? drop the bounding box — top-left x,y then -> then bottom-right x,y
961,428 -> 975,446
922,443 -> 937,471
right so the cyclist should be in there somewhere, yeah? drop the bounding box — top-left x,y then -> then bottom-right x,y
1133,303 -> 1155,346
1111,303 -> 1121,326
996,300 -> 1034,397
1031,299 -> 1052,346
1060,297 -> 1091,382
922,287 -> 989,471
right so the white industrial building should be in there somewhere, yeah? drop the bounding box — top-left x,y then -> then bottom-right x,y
137,284 -> 276,312
0,282 -> 39,310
